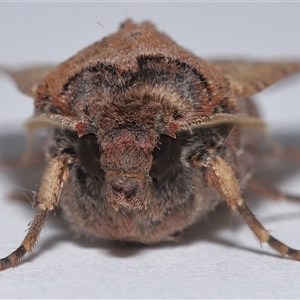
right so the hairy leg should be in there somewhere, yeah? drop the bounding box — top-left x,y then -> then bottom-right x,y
206,156 -> 300,260
0,153 -> 73,271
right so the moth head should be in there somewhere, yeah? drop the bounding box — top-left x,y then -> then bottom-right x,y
28,57 -> 231,211
74,93 -> 182,211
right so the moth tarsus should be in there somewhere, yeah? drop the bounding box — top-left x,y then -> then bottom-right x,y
1,19 -> 300,270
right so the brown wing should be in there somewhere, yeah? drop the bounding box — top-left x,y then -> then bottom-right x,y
210,60 -> 300,97
1,65 -> 55,97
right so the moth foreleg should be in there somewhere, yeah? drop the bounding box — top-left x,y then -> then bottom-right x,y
0,153 -> 73,271
205,156 -> 300,260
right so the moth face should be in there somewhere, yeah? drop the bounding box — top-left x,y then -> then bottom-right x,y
76,130 -> 182,210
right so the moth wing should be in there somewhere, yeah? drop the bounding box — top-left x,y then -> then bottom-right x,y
1,65 -> 55,98
209,60 -> 300,97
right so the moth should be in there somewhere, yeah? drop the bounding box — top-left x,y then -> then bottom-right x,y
1,20 -> 300,271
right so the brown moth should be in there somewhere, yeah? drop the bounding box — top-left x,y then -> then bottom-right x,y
1,20 -> 300,271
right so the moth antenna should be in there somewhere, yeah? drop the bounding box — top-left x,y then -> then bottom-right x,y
96,21 -> 108,36
218,124 -> 238,155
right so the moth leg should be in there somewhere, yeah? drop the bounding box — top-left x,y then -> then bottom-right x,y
249,178 -> 300,203
260,141 -> 300,166
282,148 -> 300,163
205,156 -> 300,260
0,119 -> 48,168
0,153 -> 73,271
20,118 -> 49,165
248,146 -> 300,203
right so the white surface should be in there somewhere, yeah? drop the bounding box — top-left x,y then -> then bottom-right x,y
1,2 -> 300,299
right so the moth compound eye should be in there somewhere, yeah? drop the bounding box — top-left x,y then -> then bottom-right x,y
76,133 -> 105,177
149,134 -> 181,178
